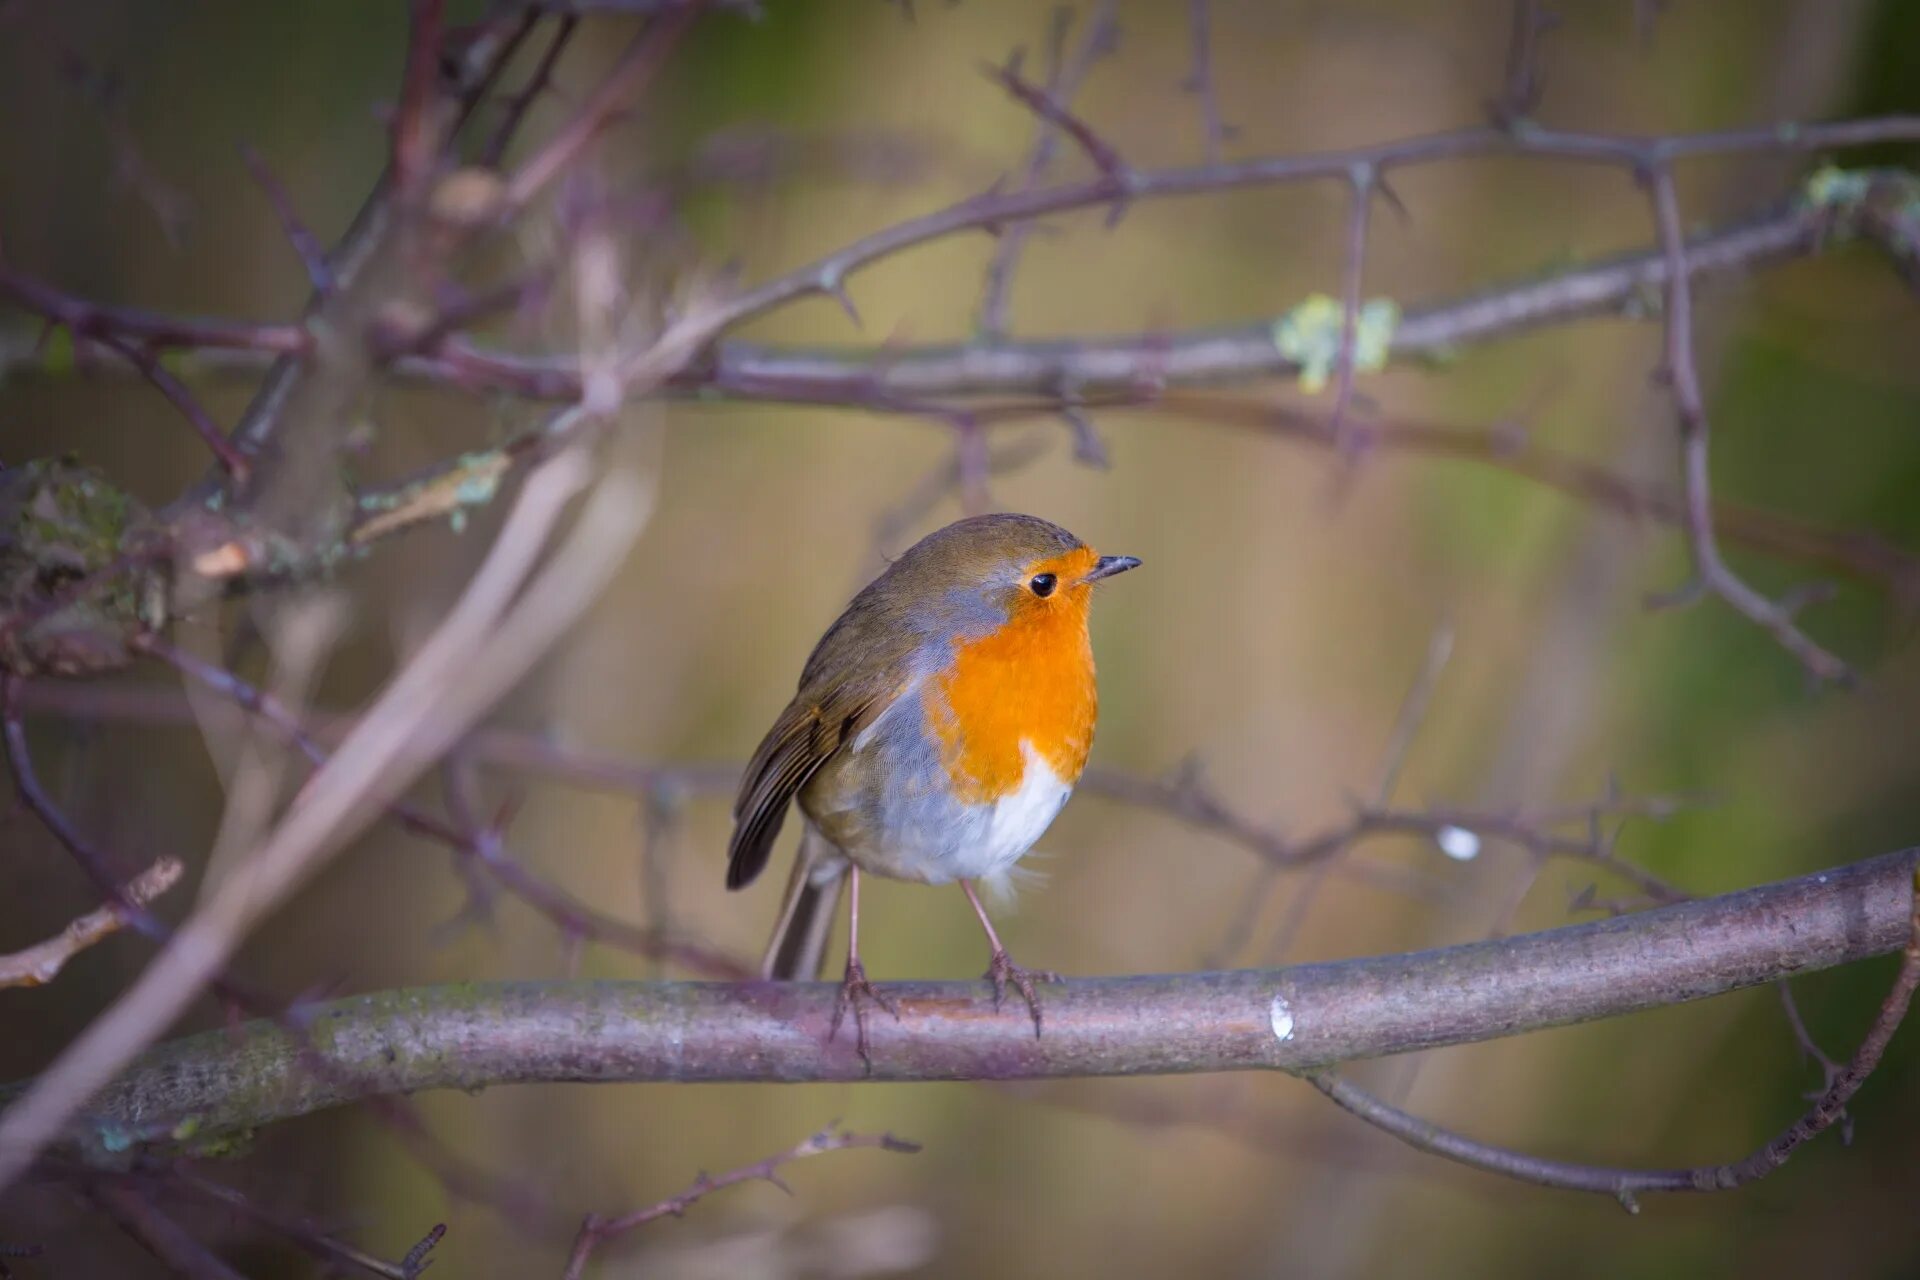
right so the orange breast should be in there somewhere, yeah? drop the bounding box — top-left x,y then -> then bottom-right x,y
932,550 -> 1100,804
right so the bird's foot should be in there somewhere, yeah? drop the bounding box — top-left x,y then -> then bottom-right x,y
828,956 -> 900,1067
983,948 -> 1062,1038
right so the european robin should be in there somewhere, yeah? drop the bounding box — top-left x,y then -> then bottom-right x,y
727,513 -> 1139,1056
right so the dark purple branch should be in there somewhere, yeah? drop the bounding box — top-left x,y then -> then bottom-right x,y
1492,0 -> 1557,124
0,269 -> 307,355
975,2 -> 1118,339
1643,165 -> 1850,683
1328,163 -> 1375,446
980,52 -> 1131,191
85,329 -> 249,480
168,1167 -> 442,1280
239,144 -> 335,294
89,1180 -> 248,1280
1182,0 -> 1234,163
480,13 -> 580,169
502,8 -> 699,210
697,115 -> 1920,343
125,639 -> 748,979
393,0 -> 450,198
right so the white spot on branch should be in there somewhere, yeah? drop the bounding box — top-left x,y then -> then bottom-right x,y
1270,992 -> 1295,1042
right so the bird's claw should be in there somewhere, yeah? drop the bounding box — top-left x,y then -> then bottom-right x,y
983,948 -> 1062,1038
828,956 -> 900,1068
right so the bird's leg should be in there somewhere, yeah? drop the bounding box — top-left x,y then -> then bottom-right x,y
960,879 -> 1062,1038
828,866 -> 899,1065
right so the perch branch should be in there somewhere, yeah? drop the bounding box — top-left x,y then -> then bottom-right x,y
5,848 -> 1909,1178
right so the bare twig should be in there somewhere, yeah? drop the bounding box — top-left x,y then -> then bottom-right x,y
69,328 -> 248,480
1642,165 -> 1851,683
559,1126 -> 920,1280
238,143 -> 334,294
978,48 -> 1132,216
1182,0 -> 1234,163
170,1167 -> 445,1280
1327,163 -> 1377,448
89,1179 -> 248,1280
481,14 -> 580,169
1493,0 -> 1557,124
503,8 -> 701,210
975,2 -> 1119,338
0,857 -> 183,990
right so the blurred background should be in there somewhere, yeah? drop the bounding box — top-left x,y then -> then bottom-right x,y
3,1 -> 1920,1276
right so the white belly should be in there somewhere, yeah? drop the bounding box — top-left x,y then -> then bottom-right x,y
942,740 -> 1072,881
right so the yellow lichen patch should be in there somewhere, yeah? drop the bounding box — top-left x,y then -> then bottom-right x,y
933,547 -> 1101,803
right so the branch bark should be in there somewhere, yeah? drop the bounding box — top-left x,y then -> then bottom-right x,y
16,847 -> 1913,1160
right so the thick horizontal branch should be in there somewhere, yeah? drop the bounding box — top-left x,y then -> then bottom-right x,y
17,847 -> 1914,1158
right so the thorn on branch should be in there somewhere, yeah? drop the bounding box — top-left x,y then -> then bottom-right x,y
1491,0 -> 1560,127
238,143 -> 335,295
1060,404 -> 1110,468
1182,0 -> 1236,164
816,266 -> 863,328
979,52 -> 1133,196
557,1126 -> 918,1280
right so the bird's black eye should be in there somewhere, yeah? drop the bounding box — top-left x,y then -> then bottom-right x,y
1029,573 -> 1057,598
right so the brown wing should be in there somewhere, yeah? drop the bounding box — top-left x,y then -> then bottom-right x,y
726,587 -> 916,890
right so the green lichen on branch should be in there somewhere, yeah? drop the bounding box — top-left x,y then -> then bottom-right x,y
1802,166 -> 1920,278
0,459 -> 165,676
351,447 -> 513,545
1270,294 -> 1401,393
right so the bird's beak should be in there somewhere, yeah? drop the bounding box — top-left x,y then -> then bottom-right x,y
1082,554 -> 1141,583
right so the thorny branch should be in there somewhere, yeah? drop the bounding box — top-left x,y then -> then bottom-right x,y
1642,163 -> 1852,684
7,671 -> 1691,930
559,1126 -> 921,1280
3,673 -> 581,1233
974,1 -> 1119,340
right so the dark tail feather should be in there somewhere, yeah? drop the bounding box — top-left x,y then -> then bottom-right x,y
760,827 -> 846,980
